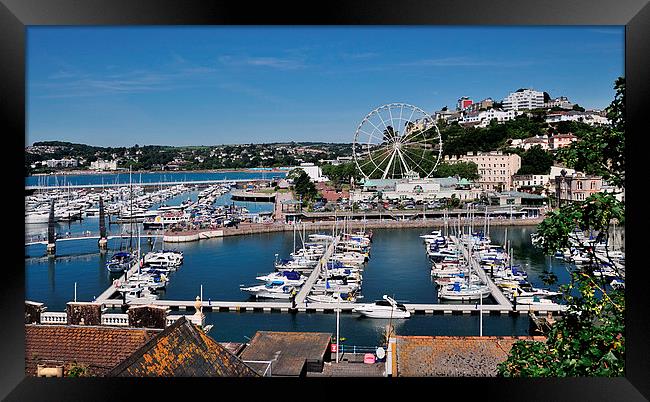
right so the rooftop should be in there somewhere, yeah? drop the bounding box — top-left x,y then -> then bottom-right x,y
395,335 -> 546,377
108,316 -> 259,377
25,324 -> 160,377
239,331 -> 332,377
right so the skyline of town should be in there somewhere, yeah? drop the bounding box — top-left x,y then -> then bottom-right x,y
27,26 -> 623,147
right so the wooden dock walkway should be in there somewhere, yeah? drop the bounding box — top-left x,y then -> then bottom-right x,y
451,235 -> 513,308
93,229 -> 566,316
96,257 -> 145,303
25,234 -> 163,246
98,298 -> 565,315
294,236 -> 339,305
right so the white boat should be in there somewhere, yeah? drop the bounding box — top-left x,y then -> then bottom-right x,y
144,251 -> 183,268
307,292 -> 357,303
256,270 -> 306,286
25,212 -> 52,224
331,252 -> 367,266
312,280 -> 359,293
514,296 -> 559,306
434,274 -> 481,286
353,295 -> 410,319
240,282 -> 297,299
438,283 -> 491,301
142,212 -> 190,229
308,234 -> 335,242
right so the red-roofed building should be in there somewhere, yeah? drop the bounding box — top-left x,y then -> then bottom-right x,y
316,182 -> 349,202
549,133 -> 578,150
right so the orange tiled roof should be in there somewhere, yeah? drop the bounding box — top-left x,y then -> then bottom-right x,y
25,324 -> 160,376
108,317 -> 258,377
395,335 -> 546,377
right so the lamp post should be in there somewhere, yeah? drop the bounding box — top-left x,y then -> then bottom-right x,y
336,298 -> 340,363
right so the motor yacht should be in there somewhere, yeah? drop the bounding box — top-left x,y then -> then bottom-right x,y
240,282 -> 297,299
353,295 -> 410,319
256,270 -> 306,286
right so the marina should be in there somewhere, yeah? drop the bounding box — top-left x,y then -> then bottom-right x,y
26,205 -> 585,345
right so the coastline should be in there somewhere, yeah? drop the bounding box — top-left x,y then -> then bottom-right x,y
27,168 -> 288,177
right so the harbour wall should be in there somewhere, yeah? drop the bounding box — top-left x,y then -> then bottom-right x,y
162,217 -> 545,242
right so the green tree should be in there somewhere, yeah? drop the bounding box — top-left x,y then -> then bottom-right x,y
291,169 -> 318,201
498,77 -> 626,377
433,162 -> 479,181
516,145 -> 554,175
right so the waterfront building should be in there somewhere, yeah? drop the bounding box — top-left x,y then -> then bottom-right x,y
513,174 -> 551,193
502,89 -> 545,111
444,151 -> 521,192
316,182 -> 349,202
555,171 -> 603,205
90,159 -> 118,171
488,191 -> 548,207
350,177 -> 481,202
287,162 -> 329,182
44,158 -> 78,168
514,165 -> 577,196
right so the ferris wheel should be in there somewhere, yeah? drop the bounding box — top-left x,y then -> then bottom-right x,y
353,103 -> 442,180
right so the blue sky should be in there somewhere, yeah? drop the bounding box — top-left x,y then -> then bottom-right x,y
27,26 -> 624,147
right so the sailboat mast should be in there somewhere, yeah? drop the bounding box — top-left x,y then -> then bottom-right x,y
129,165 -> 133,251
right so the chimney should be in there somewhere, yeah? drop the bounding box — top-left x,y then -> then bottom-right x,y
25,301 -> 46,324
66,302 -> 102,326
127,305 -> 169,329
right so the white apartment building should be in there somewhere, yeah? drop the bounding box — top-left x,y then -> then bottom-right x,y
461,109 -> 522,128
444,151 -> 521,191
90,159 -> 118,171
509,136 -> 550,151
545,111 -> 610,126
544,96 -> 574,110
502,89 -> 545,111
288,162 -> 329,183
44,158 -> 78,168
514,166 -> 577,195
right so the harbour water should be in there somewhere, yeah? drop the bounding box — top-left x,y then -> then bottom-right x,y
25,170 -> 286,188
25,221 -> 574,346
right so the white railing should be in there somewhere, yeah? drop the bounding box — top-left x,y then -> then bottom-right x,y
40,312 -> 68,324
101,313 -> 129,326
166,314 -> 203,327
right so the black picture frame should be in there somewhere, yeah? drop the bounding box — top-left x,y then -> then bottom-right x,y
1,0 -> 648,400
